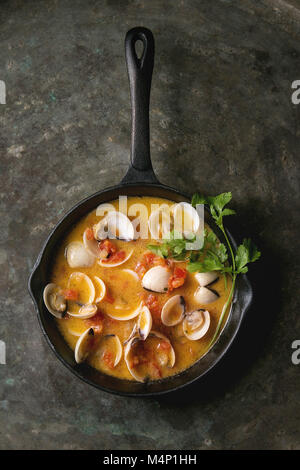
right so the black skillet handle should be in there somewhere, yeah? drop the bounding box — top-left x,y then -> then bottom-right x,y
121,27 -> 159,184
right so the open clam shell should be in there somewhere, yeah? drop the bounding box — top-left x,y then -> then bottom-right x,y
93,211 -> 134,241
68,272 -> 95,303
93,276 -> 106,303
183,309 -> 210,340
106,301 -> 143,321
173,202 -> 200,237
74,327 -> 97,363
65,241 -> 95,268
142,266 -> 171,293
148,205 -> 173,240
96,334 -> 123,368
150,330 -> 176,368
194,286 -> 219,304
124,330 -> 175,382
69,303 -> 98,319
83,228 -> 101,257
161,295 -> 185,326
66,272 -> 96,317
195,271 -> 219,287
137,306 -> 152,340
43,283 -> 67,319
98,249 -> 133,268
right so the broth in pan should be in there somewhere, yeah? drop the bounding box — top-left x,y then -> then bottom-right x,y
44,196 -> 232,382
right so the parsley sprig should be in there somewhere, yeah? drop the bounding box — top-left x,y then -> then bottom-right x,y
191,192 -> 260,345
148,192 -> 261,347
148,230 -> 196,261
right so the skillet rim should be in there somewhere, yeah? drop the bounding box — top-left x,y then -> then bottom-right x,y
28,181 -> 253,397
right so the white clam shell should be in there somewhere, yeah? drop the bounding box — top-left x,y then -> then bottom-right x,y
195,271 -> 219,287
74,327 -> 96,363
124,336 -> 145,382
93,211 -> 134,241
194,286 -> 219,304
68,303 -> 98,319
106,301 -> 143,321
150,331 -> 176,368
93,276 -> 106,303
96,334 -> 123,368
137,306 -> 152,340
173,202 -> 200,237
148,206 -> 173,240
83,229 -> 101,257
43,283 -> 66,319
65,241 -> 95,268
142,266 -> 171,293
124,330 -> 175,383
66,272 -> 96,317
98,249 -> 133,268
161,295 -> 185,326
183,309 -> 210,340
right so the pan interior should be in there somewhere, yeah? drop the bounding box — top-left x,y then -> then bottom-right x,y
29,183 -> 252,396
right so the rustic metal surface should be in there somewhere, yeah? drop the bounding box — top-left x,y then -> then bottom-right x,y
0,0 -> 299,449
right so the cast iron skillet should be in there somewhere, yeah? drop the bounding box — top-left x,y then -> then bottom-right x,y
28,27 -> 253,396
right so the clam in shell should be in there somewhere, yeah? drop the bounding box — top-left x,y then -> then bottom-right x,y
96,334 -> 123,368
195,271 -> 219,287
93,211 -> 134,241
194,286 -> 219,304
65,241 -> 95,268
43,283 -> 67,319
75,327 -> 97,363
173,202 -> 200,238
142,266 -> 171,293
124,330 -> 175,382
137,306 -> 152,341
183,309 -> 210,341
161,295 -> 185,326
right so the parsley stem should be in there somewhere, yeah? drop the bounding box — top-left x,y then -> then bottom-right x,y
208,273 -> 236,348
208,224 -> 236,347
220,224 -> 236,272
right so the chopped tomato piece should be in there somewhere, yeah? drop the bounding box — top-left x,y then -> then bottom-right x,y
62,289 -> 78,301
143,252 -> 167,267
103,351 -> 115,369
102,250 -> 126,264
145,294 -> 161,318
135,252 -> 167,279
174,267 -> 187,278
135,261 -> 147,279
152,256 -> 168,267
158,341 -> 171,351
168,267 -> 187,292
85,227 -> 94,240
144,252 -> 156,265
99,239 -> 117,257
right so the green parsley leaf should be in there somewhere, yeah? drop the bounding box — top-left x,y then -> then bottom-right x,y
235,238 -> 261,273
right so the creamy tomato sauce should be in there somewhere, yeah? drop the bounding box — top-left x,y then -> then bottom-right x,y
50,196 -> 231,381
